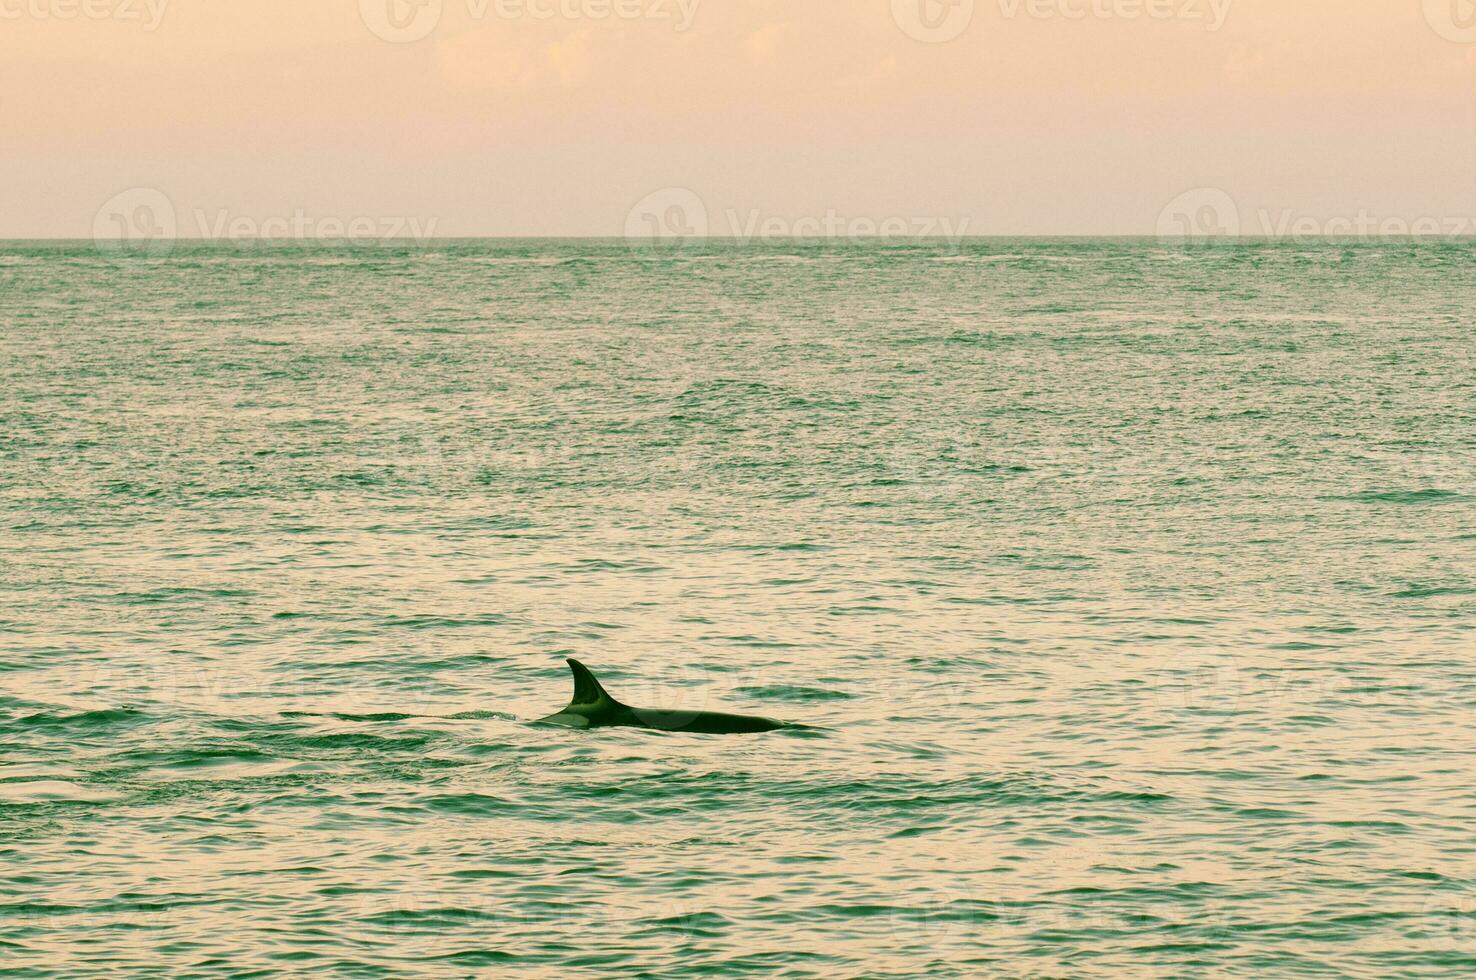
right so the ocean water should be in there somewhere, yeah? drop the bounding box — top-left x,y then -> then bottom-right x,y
1,238 -> 1473,978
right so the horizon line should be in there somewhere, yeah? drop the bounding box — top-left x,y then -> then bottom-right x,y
10,234 -> 1476,243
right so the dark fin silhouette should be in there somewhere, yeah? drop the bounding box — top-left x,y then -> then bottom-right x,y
567,658 -> 619,708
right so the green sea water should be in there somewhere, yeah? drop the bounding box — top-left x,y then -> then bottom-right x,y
1,238 -> 1473,977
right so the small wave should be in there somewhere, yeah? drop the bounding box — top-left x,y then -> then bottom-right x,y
261,730 -> 439,752
357,906 -> 503,926
464,255 -> 587,266
1335,488 -> 1466,505
281,711 -> 419,722
443,710 -> 518,721
110,587 -> 256,604
735,254 -> 825,264
1391,584 -> 1476,599
735,685 -> 854,703
418,793 -> 520,816
0,780 -> 125,804
12,708 -> 149,731
377,614 -> 508,630
412,950 -> 520,967
929,253 -> 1025,263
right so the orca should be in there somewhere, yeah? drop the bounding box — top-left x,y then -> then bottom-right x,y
534,659 -> 794,734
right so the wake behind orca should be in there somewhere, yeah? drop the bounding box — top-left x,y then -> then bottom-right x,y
535,659 -> 798,734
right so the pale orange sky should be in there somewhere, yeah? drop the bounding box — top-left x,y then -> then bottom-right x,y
4,0 -> 1476,237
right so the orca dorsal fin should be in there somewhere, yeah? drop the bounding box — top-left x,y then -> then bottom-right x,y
566,659 -> 620,708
